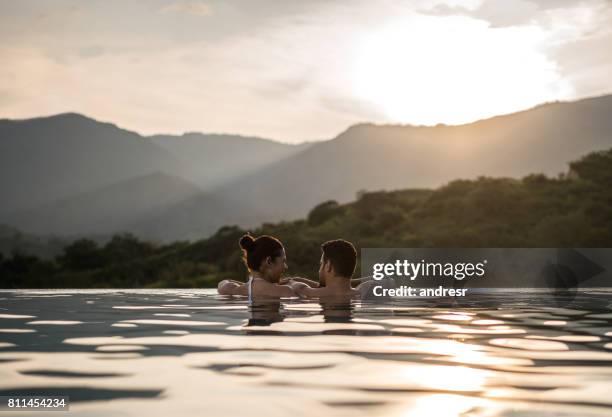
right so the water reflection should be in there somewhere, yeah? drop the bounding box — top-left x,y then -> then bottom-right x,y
0,289 -> 611,417
320,298 -> 354,323
396,393 -> 489,417
246,301 -> 284,328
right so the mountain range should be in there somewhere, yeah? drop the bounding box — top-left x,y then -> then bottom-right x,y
1,94 -> 612,241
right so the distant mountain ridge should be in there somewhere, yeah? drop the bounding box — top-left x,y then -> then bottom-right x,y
0,112 -> 307,239
0,113 -> 179,213
2,94 -> 612,241
4,172 -> 203,236
150,132 -> 311,189
206,94 -> 612,222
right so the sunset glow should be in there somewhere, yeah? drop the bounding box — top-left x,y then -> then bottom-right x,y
351,16 -> 573,126
0,1 -> 610,141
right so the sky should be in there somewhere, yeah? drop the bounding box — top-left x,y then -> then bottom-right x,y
1,0 -> 611,143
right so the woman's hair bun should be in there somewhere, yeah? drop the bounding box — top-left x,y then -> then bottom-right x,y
239,234 -> 255,251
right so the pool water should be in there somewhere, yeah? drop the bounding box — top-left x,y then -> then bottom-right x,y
1,289 -> 612,417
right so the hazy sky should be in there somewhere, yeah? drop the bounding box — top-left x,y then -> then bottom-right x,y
1,0 -> 611,143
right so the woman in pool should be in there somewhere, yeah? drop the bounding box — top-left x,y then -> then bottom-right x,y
217,234 -> 295,299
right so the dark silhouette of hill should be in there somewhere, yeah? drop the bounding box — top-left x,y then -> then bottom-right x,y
0,113 -> 306,238
4,172 -> 203,237
151,133 -> 310,189
205,94 -> 612,223
1,94 -> 612,241
130,94 -> 612,239
0,224 -> 75,259
0,113 -> 180,213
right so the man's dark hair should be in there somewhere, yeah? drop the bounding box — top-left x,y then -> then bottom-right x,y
321,239 -> 357,278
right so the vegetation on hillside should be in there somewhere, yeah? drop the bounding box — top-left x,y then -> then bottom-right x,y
1,148 -> 611,288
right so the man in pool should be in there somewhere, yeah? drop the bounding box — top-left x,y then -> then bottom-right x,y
286,239 -> 373,298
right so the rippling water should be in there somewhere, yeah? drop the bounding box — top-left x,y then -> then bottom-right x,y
1,289 -> 612,417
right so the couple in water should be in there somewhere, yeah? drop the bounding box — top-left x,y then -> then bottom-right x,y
218,234 -> 371,300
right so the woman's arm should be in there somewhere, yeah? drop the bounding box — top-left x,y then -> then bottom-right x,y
288,281 -> 319,298
282,276 -> 320,287
217,280 -> 247,296
264,284 -> 297,298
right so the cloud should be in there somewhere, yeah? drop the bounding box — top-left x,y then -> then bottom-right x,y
251,76 -> 311,100
159,1 -> 214,17
0,0 -> 611,142
420,0 -> 608,29
423,0 -> 539,27
319,95 -> 387,121
0,89 -> 20,107
78,45 -> 106,59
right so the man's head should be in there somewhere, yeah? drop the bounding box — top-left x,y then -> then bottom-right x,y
319,239 -> 357,284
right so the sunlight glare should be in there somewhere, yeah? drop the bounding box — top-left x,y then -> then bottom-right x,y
399,393 -> 489,417
351,15 -> 572,125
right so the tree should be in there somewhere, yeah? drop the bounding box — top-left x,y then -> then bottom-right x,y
58,239 -> 104,270
308,200 -> 340,226
103,233 -> 155,264
569,148 -> 612,185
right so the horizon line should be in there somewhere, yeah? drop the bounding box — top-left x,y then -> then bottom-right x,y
2,91 -> 611,145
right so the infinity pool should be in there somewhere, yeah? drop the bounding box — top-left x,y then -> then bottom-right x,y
1,289 -> 611,417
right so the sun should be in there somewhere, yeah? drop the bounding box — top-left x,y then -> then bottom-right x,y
351,15 -> 572,126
